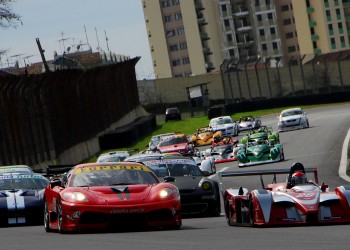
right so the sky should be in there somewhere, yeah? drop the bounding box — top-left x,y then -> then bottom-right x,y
0,0 -> 154,79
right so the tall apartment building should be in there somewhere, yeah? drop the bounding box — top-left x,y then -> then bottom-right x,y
142,0 -> 350,79
142,0 -> 225,79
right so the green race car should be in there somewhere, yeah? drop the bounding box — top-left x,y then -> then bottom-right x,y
240,126 -> 280,144
237,137 -> 284,167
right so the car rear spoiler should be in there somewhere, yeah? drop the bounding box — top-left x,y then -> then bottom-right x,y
45,164 -> 76,177
219,167 -> 319,187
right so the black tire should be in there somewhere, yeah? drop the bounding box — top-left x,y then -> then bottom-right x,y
280,150 -> 285,161
57,199 -> 66,234
224,199 -> 234,226
44,200 -> 52,232
249,198 -> 255,226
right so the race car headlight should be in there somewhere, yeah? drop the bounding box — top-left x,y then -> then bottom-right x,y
159,188 -> 173,199
62,192 -> 89,202
200,181 -> 213,191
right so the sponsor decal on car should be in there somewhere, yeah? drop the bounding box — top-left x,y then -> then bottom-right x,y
73,165 -> 152,175
110,208 -> 145,214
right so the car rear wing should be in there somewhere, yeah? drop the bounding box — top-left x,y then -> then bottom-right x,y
219,167 -> 319,188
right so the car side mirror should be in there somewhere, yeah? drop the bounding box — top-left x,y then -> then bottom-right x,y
164,176 -> 175,182
50,179 -> 63,189
202,171 -> 210,176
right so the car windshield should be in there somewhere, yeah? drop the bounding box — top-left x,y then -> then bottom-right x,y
241,117 -> 253,122
167,108 -> 179,114
0,174 -> 49,190
147,163 -> 202,177
210,118 -> 232,126
97,156 -> 127,162
159,136 -> 188,147
282,110 -> 302,117
69,166 -> 159,187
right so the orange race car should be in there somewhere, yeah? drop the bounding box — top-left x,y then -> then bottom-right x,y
191,126 -> 222,147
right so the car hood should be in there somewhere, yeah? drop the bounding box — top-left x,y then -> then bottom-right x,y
273,185 -> 321,212
170,176 -> 204,189
211,124 -> 233,130
72,185 -> 153,205
239,121 -> 253,127
158,143 -> 187,152
280,115 -> 302,122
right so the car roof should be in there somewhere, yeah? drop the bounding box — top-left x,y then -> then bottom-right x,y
0,165 -> 33,173
281,107 -> 302,113
210,116 -> 231,121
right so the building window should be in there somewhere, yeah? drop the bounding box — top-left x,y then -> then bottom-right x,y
182,57 -> 190,65
184,71 -> 192,76
172,0 -> 180,5
164,15 -> 172,23
177,27 -> 185,36
229,49 -> 235,56
255,0 -> 260,7
270,27 -> 276,34
257,15 -> 262,21
285,32 -> 293,39
172,58 -> 181,66
227,34 -> 233,41
224,19 -> 230,27
262,44 -> 267,51
179,42 -> 187,50
331,38 -> 335,44
166,29 -> 176,37
268,13 -> 273,20
169,44 -> 179,52
283,18 -> 292,25
259,29 -> 265,36
161,0 -> 169,8
174,12 -> 182,21
265,0 -> 271,5
287,46 -> 296,52
338,22 -> 343,29
281,5 -> 289,12
340,36 -> 345,43
328,23 -> 333,31
272,42 -> 278,49
221,4 -> 227,11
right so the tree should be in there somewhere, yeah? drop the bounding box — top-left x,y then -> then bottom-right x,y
1,0 -> 22,54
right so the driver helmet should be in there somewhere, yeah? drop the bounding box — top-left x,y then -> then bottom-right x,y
258,127 -> 264,132
257,138 -> 264,145
223,138 -> 228,144
291,171 -> 307,186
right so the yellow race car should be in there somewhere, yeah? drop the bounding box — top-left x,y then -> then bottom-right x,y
191,127 -> 222,146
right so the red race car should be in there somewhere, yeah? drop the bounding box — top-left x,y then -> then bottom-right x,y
44,162 -> 182,233
157,133 -> 194,156
220,162 -> 350,227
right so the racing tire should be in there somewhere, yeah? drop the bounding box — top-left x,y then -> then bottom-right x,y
280,150 -> 285,161
57,199 -> 67,234
224,199 -> 235,226
306,120 -> 309,128
248,198 -> 255,226
44,200 -> 53,232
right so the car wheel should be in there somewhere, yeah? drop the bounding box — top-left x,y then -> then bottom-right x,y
280,150 -> 285,161
225,199 -> 234,226
44,200 -> 52,232
249,198 -> 255,226
57,199 -> 66,234
306,120 -> 309,128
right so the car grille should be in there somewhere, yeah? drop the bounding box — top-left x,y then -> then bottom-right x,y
79,209 -> 174,225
